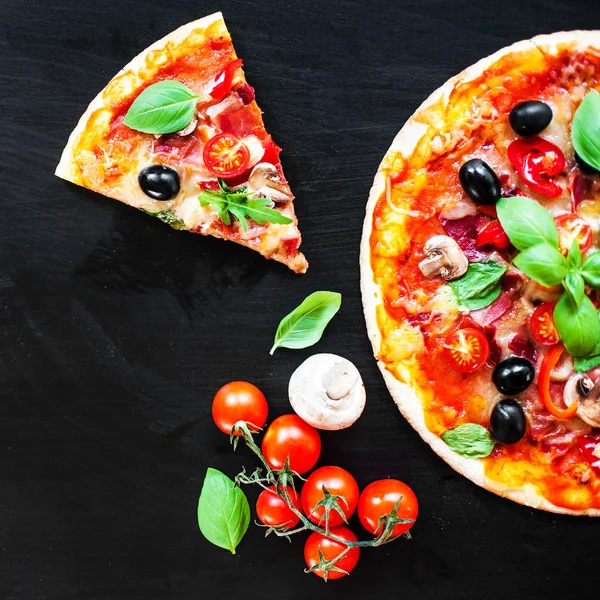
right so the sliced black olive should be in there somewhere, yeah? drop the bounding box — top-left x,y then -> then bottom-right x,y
575,151 -> 600,175
458,159 -> 502,205
491,399 -> 526,444
492,356 -> 535,395
139,165 -> 180,200
509,101 -> 553,137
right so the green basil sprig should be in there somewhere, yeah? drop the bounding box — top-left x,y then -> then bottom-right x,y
197,468 -> 250,554
270,291 -> 341,355
449,261 -> 507,310
199,179 -> 293,232
124,80 -> 199,134
572,90 -> 600,172
442,423 -> 495,458
574,312 -> 600,372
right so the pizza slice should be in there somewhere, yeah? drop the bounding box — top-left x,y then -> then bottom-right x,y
55,12 -> 308,274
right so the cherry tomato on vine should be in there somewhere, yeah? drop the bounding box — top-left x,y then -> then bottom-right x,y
301,466 -> 359,527
442,328 -> 490,373
358,479 -> 418,537
210,58 -> 243,100
555,213 -> 593,255
530,302 -> 560,345
203,132 -> 250,178
256,485 -> 302,529
212,381 -> 268,435
261,414 -> 321,474
304,526 -> 360,580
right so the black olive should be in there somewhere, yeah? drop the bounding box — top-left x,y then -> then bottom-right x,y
139,165 -> 180,200
575,151 -> 600,175
492,356 -> 535,395
491,399 -> 526,444
509,101 -> 553,137
458,159 -> 502,205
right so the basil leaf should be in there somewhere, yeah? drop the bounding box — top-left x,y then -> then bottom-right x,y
567,238 -> 582,271
124,80 -> 199,134
197,468 -> 250,554
572,90 -> 600,172
581,251 -> 600,288
564,273 -> 585,307
441,423 -> 495,458
554,293 -> 599,357
496,196 -> 559,251
270,291 -> 341,355
574,312 -> 600,372
448,261 -> 507,310
513,244 -> 568,287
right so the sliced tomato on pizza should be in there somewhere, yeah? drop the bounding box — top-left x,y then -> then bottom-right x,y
55,12 -> 308,274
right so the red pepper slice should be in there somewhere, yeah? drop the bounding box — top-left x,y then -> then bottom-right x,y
507,137 -> 566,198
538,344 -> 578,419
476,220 -> 511,249
210,58 -> 243,101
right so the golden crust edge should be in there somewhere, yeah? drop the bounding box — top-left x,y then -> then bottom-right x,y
360,31 -> 600,516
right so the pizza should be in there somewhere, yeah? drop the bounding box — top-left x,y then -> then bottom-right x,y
361,32 -> 600,515
55,12 -> 308,274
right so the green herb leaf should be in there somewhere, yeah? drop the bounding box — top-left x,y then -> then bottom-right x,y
124,80 -> 199,134
564,272 -> 585,307
270,291 -> 341,355
574,312 -> 600,372
572,90 -> 600,172
496,196 -> 559,251
441,423 -> 495,458
199,182 -> 292,232
513,244 -> 568,287
197,468 -> 250,554
581,251 -> 600,288
143,209 -> 186,230
554,293 -> 599,357
448,261 -> 507,310
567,238 -> 582,271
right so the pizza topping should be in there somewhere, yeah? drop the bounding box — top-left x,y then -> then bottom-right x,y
492,356 -> 534,395
442,328 -> 490,373
507,137 -> 565,197
288,354 -> 366,431
458,158 -> 502,205
571,90 -> 600,174
564,374 -> 600,428
522,280 -> 562,305
138,164 -> 180,200
209,58 -> 243,101
247,162 -> 292,203
418,235 -> 468,280
490,399 -> 526,444
530,302 -> 560,345
441,423 -> 495,458
202,132 -> 250,178
555,213 -> 593,255
578,434 -> 600,471
448,261 -> 507,310
476,220 -> 511,249
575,151 -> 600,175
539,345 -> 578,419
174,115 -> 198,137
509,101 -> 553,137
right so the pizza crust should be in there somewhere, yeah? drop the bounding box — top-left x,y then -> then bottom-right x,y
361,31 -> 600,516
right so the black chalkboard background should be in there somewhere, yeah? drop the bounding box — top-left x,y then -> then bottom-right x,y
2,1 -> 599,598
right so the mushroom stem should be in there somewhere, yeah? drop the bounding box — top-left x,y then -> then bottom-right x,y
418,235 -> 468,281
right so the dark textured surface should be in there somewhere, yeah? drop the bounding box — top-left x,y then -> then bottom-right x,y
2,1 -> 599,598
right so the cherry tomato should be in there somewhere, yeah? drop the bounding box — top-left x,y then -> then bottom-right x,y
203,132 -> 249,178
530,302 -> 560,345
212,381 -> 268,435
578,434 -> 600,471
256,485 -> 302,529
476,220 -> 511,249
442,328 -> 490,373
261,414 -> 321,474
301,466 -> 359,527
210,58 -> 243,100
555,213 -> 593,255
357,479 -> 418,537
304,526 -> 360,580
507,137 -> 565,197
539,344 -> 578,419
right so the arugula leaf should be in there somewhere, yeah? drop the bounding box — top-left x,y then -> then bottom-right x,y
567,238 -> 582,271
441,423 -> 495,458
124,80 -> 199,134
197,468 -> 250,554
581,251 -> 600,288
554,293 -> 599,357
496,196 -> 559,251
574,312 -> 600,372
564,272 -> 585,307
572,90 -> 600,172
199,181 -> 293,232
513,244 -> 568,287
143,209 -> 185,230
448,261 -> 507,310
270,291 -> 341,355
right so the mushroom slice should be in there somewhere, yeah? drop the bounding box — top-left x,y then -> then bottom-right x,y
522,279 -> 563,305
247,162 -> 292,203
418,235 -> 468,281
288,354 -> 366,430
175,115 -> 198,137
564,374 -> 600,427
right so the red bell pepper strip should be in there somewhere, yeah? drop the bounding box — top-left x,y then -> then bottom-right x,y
476,220 -> 511,249
210,58 -> 244,101
538,344 -> 578,419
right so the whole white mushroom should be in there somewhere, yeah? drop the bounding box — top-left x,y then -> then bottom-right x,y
288,354 -> 366,430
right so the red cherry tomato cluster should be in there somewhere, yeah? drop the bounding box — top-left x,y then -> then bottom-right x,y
211,381 -> 419,580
